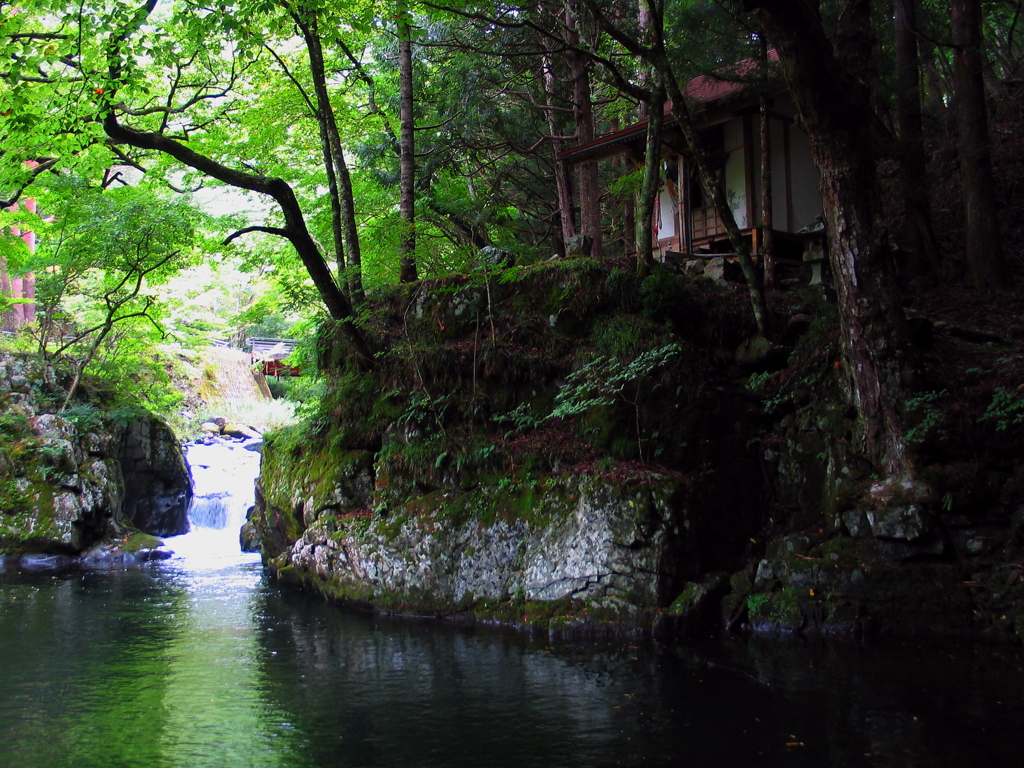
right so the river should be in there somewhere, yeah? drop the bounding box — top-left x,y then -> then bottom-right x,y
2,440 -> 1024,767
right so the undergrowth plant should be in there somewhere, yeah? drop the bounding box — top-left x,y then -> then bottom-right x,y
551,342 -> 682,462
905,390 -> 947,445
980,386 -> 1024,432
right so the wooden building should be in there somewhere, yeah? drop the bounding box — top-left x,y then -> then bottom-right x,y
559,53 -> 823,260
249,338 -> 301,377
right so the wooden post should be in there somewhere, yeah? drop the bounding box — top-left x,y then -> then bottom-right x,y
760,93 -> 776,287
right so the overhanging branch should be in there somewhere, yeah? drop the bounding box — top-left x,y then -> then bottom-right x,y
224,225 -> 290,244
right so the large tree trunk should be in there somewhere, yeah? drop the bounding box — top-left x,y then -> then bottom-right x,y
564,1 -> 603,258
759,38 -> 776,288
749,0 -> 913,478
952,0 -> 1005,288
540,46 -> 578,248
893,0 -> 941,276
397,0 -> 418,282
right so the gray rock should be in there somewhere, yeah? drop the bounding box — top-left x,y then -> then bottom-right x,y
1,352 -> 192,552
20,554 -> 74,570
118,415 -> 192,537
755,558 -> 790,584
704,256 -> 727,282
735,334 -> 777,368
276,476 -> 685,611
565,234 -> 593,257
703,257 -> 743,284
478,246 -> 515,270
867,505 -> 930,541
842,509 -> 873,538
222,422 -> 261,440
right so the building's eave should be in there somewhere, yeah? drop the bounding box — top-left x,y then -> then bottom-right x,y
557,51 -> 781,165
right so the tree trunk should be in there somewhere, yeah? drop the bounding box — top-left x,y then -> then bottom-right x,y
564,1 -> 603,258
294,10 -> 365,302
636,87 -> 664,272
748,0 -> 912,478
952,0 -> 1005,288
637,0 -> 651,118
398,0 -> 418,282
893,0 -> 941,275
318,126 -> 345,275
334,135 -> 365,301
541,46 -> 578,247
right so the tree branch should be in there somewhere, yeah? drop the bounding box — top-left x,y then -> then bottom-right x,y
1,157 -> 60,208
224,225 -> 290,244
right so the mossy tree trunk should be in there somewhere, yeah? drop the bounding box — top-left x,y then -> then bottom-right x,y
745,0 -> 913,478
636,82 -> 665,274
397,0 -> 419,283
292,6 -> 366,303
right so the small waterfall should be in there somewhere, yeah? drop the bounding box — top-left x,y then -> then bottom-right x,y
188,493 -> 229,529
168,438 -> 263,568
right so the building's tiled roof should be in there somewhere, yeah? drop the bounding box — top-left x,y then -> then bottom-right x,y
558,50 -> 780,164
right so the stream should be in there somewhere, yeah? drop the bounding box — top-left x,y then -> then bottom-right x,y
2,440 -> 1024,767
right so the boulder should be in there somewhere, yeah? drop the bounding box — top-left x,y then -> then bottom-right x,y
268,474 -> 689,616
2,353 -> 194,551
477,246 -> 515,270
564,234 -> 593,257
118,415 -> 192,537
221,422 -> 261,440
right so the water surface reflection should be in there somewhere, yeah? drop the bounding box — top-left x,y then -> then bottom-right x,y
3,563 -> 1024,767
3,436 -> 1024,767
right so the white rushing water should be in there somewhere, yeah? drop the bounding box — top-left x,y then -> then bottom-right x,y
168,438 -> 264,569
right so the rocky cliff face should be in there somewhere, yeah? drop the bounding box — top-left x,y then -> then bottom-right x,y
117,416 -> 193,537
247,260 -> 1024,643
244,260 -> 761,630
254,465 -> 688,620
0,353 -> 192,555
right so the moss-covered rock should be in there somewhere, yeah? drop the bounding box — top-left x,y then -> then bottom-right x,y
248,260 -> 1024,642
0,352 -> 190,555
267,471 -> 690,622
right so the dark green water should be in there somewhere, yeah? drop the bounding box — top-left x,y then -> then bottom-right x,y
2,556 -> 1024,768
3,441 -> 1024,767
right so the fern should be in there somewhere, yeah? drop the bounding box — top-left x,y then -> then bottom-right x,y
552,343 -> 681,461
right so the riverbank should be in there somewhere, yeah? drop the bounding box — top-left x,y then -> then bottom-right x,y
247,258 -> 1024,645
